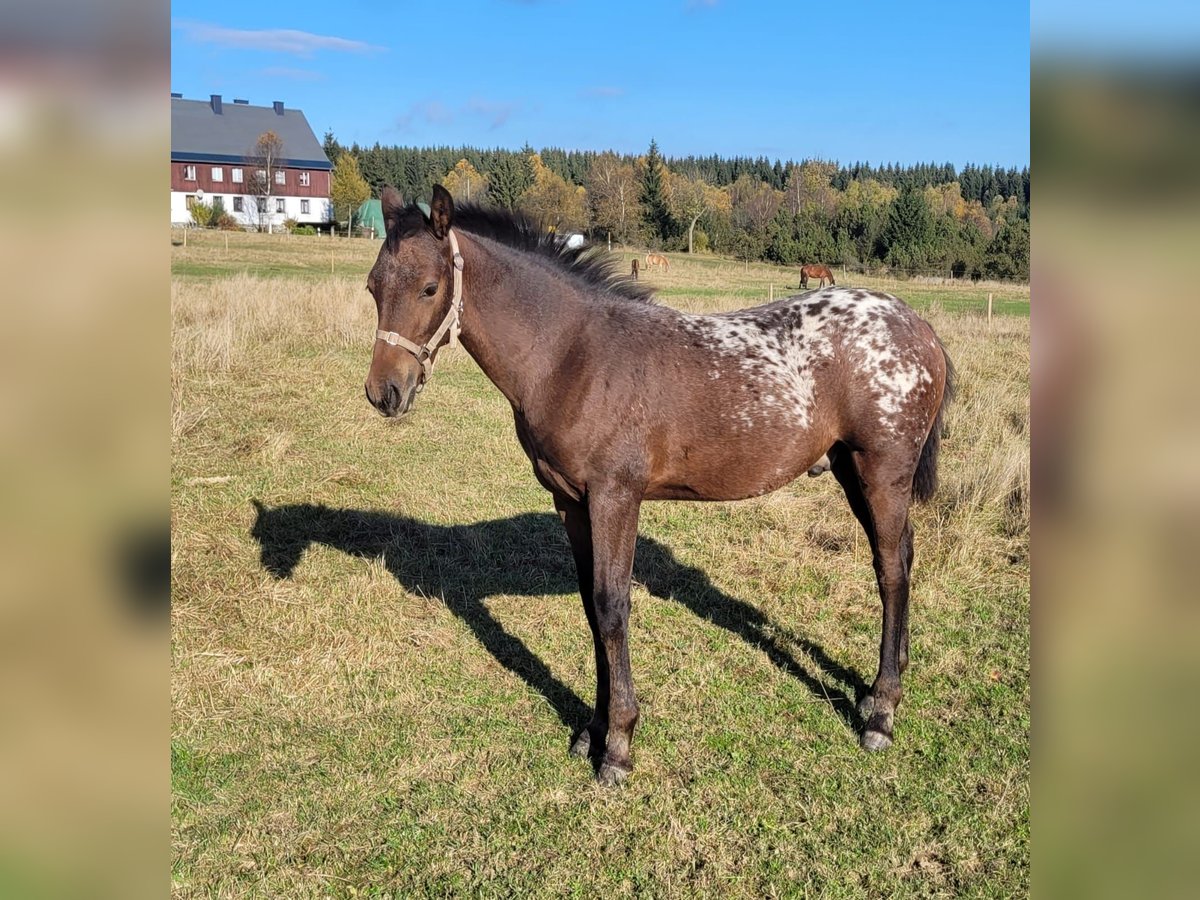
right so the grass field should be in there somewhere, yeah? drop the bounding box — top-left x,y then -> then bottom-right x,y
172,230 -> 1029,897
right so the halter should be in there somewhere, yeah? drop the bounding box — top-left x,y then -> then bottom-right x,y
374,228 -> 464,391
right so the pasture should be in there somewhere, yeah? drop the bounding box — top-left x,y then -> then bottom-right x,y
172,230 -> 1029,897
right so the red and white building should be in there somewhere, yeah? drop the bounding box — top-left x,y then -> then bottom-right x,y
170,94 -> 332,229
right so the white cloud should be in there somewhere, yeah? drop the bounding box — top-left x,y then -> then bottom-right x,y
174,21 -> 384,57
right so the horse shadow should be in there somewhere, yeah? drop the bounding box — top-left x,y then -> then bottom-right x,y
249,502 -> 868,743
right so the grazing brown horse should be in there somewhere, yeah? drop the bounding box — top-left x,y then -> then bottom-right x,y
365,185 -> 955,786
630,258 -> 639,280
645,252 -> 670,271
800,263 -> 836,289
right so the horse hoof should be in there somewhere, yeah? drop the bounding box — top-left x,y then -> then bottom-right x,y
861,729 -> 893,752
597,761 -> 631,787
569,730 -> 592,759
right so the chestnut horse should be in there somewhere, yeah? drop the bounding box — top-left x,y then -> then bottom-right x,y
800,263 -> 836,289
365,185 -> 954,786
645,252 -> 670,271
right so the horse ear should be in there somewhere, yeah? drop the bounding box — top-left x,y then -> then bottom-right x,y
381,186 -> 404,233
429,184 -> 454,240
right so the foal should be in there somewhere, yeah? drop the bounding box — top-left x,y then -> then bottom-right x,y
364,186 -> 954,785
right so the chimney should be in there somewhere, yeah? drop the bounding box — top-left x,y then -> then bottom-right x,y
170,92 -> 182,99
210,94 -> 222,114
272,101 -> 284,115
233,98 -> 249,105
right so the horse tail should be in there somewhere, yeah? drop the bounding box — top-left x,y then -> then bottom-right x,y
912,339 -> 956,503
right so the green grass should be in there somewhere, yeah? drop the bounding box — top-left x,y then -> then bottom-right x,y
172,229 -> 1029,897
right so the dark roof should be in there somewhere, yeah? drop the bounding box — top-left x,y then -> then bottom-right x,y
171,97 -> 332,170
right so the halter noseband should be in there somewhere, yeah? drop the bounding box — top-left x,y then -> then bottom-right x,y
374,228 -> 464,391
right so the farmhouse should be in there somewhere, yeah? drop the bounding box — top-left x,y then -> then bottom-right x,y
170,94 -> 332,229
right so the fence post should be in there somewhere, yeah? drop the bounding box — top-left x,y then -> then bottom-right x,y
769,283 -> 773,302
988,292 -> 993,326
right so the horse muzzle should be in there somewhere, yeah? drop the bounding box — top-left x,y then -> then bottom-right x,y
365,373 -> 420,418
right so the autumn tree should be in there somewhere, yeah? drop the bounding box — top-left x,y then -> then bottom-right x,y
665,171 -> 729,253
519,153 -> 588,232
729,174 -> 781,237
586,152 -> 639,245
784,161 -> 839,218
442,158 -> 489,204
244,130 -> 285,233
330,153 -> 370,237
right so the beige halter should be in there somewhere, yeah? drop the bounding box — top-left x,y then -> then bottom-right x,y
375,228 -> 464,390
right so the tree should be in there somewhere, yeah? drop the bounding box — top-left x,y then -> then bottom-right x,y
639,139 -> 674,245
665,171 -> 728,253
442,159 -> 489,204
487,154 -> 534,210
785,161 -> 839,218
586,152 -> 639,245
244,130 -> 285,233
879,186 -> 934,272
983,218 -> 1029,281
330,153 -> 370,237
518,153 -> 589,232
729,174 -> 781,237
322,129 -> 343,165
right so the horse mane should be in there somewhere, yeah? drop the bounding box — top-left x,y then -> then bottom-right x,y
391,201 -> 656,305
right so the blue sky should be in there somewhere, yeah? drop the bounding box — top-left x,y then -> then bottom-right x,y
171,1 -> 1029,168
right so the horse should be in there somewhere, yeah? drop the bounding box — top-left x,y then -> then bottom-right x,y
630,258 -> 639,280
364,184 -> 955,786
645,252 -> 670,271
800,263 -> 836,289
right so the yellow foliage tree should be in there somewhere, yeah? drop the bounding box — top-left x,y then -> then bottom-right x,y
442,159 -> 489,203
519,154 -> 588,232
785,161 -> 840,218
924,181 -> 967,220
665,171 -> 729,253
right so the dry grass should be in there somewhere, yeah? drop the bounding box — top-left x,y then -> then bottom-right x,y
172,229 -> 1028,898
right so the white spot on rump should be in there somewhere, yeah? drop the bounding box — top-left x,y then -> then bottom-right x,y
679,288 -> 936,436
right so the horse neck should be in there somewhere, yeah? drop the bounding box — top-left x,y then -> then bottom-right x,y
454,232 -> 585,410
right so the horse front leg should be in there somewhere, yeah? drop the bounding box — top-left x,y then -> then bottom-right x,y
554,493 -> 607,761
587,487 -> 642,786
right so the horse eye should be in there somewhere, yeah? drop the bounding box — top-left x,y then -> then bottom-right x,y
422,282 -> 438,297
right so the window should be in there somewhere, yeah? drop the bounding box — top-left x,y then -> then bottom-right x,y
299,171 -> 310,187
233,196 -> 243,212
183,165 -> 196,181
185,194 -> 197,208
232,168 -> 243,184
274,170 -> 286,186
257,169 -> 267,182
300,199 -> 310,215
275,198 -> 285,213
211,167 -> 223,182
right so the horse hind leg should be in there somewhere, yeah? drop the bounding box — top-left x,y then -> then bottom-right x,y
831,447 -> 918,751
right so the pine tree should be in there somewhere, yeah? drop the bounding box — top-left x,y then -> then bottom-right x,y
640,139 -> 673,243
